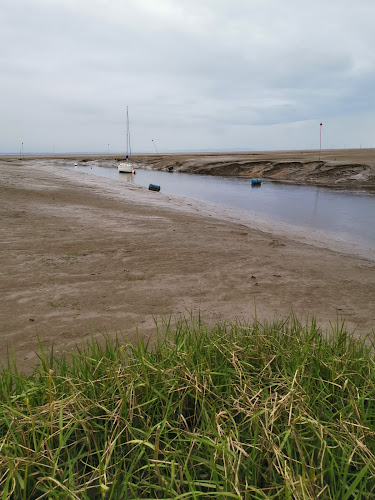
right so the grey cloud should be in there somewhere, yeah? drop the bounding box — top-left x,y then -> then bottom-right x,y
1,0 -> 375,153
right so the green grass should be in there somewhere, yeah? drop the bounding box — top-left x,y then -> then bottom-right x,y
1,316 -> 375,499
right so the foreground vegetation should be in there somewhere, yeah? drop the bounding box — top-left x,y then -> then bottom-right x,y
1,317 -> 375,499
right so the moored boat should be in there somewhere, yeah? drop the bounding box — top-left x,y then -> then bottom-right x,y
118,161 -> 135,174
118,107 -> 135,174
251,178 -> 262,186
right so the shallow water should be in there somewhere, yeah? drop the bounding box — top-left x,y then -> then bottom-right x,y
62,164 -> 375,249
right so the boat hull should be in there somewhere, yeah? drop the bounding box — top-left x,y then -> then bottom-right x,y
118,163 -> 135,174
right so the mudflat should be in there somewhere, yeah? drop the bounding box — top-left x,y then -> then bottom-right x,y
132,148 -> 375,190
1,155 -> 375,368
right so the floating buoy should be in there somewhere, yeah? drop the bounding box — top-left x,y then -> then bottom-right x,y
251,178 -> 262,186
149,184 -> 160,192
167,166 -> 173,172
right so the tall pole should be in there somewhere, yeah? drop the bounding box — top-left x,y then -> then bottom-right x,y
319,123 -> 322,161
126,107 -> 129,160
108,143 -> 109,154
152,139 -> 158,154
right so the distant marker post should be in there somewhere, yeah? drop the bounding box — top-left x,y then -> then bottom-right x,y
319,123 -> 322,161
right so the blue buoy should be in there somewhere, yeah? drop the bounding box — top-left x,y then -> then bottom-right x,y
251,178 -> 262,186
149,184 -> 160,192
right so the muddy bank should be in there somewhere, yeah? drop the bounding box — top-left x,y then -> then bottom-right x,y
5,148 -> 375,190
131,149 -> 375,190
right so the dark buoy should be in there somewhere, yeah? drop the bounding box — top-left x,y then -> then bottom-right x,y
167,166 -> 174,172
149,184 -> 160,192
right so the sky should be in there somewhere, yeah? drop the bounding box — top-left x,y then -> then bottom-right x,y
1,0 -> 375,154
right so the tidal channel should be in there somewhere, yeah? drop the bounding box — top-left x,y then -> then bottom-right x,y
62,164 -> 375,251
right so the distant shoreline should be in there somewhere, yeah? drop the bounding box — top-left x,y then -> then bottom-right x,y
2,148 -> 375,190
1,146 -> 375,156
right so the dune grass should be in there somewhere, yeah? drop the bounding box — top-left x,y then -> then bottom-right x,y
1,316 -> 375,499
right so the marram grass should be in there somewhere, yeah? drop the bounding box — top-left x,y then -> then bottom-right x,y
1,316 -> 375,499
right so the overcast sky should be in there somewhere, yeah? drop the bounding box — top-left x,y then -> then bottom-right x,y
1,0 -> 374,154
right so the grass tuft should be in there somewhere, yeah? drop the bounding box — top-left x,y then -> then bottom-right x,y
1,316 -> 375,498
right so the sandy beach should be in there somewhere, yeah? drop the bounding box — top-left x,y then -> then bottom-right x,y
1,153 -> 375,368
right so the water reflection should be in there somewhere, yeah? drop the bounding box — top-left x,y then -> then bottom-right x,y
311,189 -> 319,224
118,172 -> 134,183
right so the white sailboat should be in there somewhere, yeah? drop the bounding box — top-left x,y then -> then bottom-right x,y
118,107 -> 135,174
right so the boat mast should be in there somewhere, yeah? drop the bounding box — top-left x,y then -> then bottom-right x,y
126,106 -> 129,161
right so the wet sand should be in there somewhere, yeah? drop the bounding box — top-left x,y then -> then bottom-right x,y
1,155 -> 375,368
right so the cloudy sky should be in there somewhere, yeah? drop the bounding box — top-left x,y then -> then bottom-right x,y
1,0 -> 374,154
